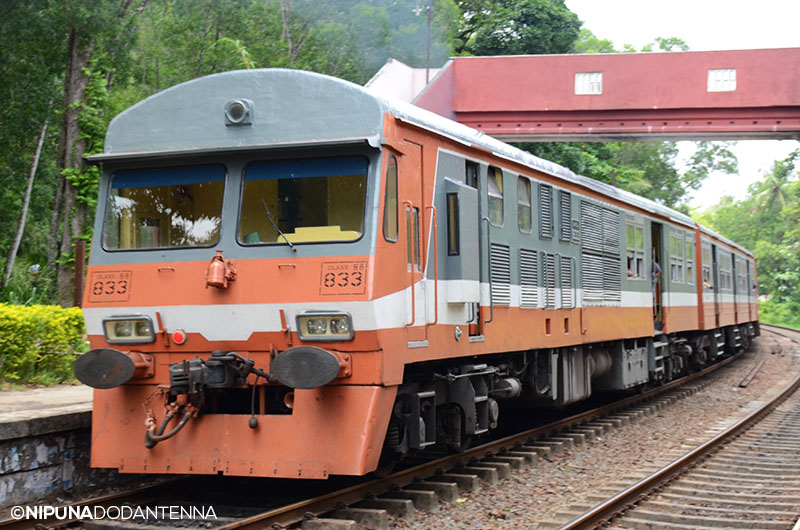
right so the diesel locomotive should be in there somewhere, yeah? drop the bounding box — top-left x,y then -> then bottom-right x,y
76,68 -> 758,479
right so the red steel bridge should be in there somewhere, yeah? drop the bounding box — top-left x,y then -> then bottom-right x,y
396,48 -> 800,142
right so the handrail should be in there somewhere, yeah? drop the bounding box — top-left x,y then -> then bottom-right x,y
482,216 -> 493,324
425,205 -> 438,326
403,200 -> 415,327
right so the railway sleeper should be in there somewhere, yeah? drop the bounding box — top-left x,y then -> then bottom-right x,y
618,509 -> 792,529
642,499 -> 800,518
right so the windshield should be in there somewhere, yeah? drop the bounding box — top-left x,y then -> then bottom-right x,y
239,156 -> 368,245
103,165 -> 225,250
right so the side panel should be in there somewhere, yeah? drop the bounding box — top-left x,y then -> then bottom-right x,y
717,248 -> 736,326
662,226 -> 698,333
734,254 -> 749,324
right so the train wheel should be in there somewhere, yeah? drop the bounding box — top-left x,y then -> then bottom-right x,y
373,452 -> 399,478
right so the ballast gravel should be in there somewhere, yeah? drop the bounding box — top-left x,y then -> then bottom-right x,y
394,333 -> 798,529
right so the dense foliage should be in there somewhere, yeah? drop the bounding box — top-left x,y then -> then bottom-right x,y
0,304 -> 87,383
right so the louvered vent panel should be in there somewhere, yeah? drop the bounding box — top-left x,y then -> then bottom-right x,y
539,184 -> 553,239
543,252 -> 557,309
560,256 -> 574,308
559,191 -> 572,242
490,243 -> 511,306
603,255 -> 622,302
519,248 -> 538,308
580,201 -> 603,253
602,208 -> 620,256
581,252 -> 604,302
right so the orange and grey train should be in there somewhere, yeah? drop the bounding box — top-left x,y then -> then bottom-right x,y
76,69 -> 759,479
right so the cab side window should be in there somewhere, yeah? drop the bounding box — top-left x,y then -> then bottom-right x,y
383,155 -> 398,242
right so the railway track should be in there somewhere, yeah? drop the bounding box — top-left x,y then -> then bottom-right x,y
0,342 -> 757,530
555,323 -> 800,530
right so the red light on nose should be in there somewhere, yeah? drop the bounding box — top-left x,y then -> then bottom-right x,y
172,329 -> 187,345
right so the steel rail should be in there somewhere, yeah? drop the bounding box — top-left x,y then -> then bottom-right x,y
738,355 -> 765,387
217,348 -> 747,529
762,323 -> 800,342
557,358 -> 800,529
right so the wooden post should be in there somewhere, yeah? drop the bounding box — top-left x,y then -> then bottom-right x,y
74,240 -> 85,307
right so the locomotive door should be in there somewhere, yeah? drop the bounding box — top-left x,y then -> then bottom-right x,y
651,222 -> 664,330
746,260 -> 753,321
732,257 -> 739,323
711,245 -> 720,327
399,141 -> 428,345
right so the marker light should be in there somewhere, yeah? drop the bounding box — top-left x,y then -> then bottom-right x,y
103,316 -> 155,344
296,311 -> 354,342
172,329 -> 187,345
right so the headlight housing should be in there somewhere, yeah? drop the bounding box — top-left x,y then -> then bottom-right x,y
103,315 -> 155,344
296,311 -> 354,342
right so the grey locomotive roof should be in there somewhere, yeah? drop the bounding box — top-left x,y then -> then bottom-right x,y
89,68 -> 751,257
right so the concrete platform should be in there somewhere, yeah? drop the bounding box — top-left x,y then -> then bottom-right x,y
0,385 -> 92,440
0,385 -> 100,508
0,385 -> 93,421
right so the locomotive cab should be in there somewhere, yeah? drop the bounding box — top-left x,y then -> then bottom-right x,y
80,70 -> 401,478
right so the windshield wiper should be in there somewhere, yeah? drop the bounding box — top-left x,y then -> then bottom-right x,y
261,197 -> 296,252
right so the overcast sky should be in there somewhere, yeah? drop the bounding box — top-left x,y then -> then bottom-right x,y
564,0 -> 800,209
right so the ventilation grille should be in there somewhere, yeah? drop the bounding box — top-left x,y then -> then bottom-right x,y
581,200 -> 621,305
602,208 -> 620,255
543,252 -> 556,309
603,255 -> 622,302
581,253 -> 604,302
520,248 -> 538,308
490,243 -> 511,306
559,190 -> 572,242
539,184 -> 553,239
581,202 -> 603,253
561,256 -> 575,308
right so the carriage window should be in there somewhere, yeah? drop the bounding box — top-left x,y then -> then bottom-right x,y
701,242 -> 712,287
626,221 -> 645,280
447,192 -> 460,255
517,177 -> 532,233
465,160 -> 478,189
239,156 -> 368,244
383,155 -> 398,242
670,231 -> 684,283
103,165 -> 225,250
488,166 -> 504,227
406,205 -> 421,270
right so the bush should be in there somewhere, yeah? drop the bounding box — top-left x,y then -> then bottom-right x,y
758,298 -> 800,330
0,304 -> 87,384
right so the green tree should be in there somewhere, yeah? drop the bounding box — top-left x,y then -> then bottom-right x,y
456,0 -> 582,56
573,28 -> 615,54
0,1 -> 69,301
